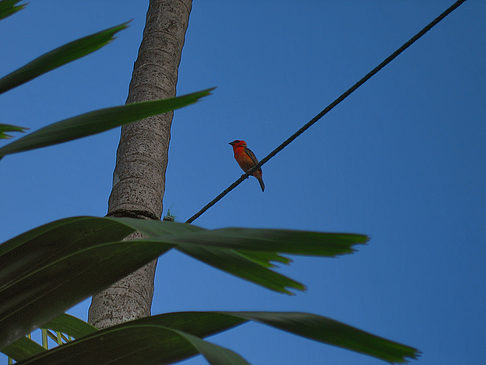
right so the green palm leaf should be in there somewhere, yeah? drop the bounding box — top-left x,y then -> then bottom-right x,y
5,312 -> 418,364
0,123 -> 27,139
0,89 -> 213,159
2,314 -> 96,362
0,22 -> 128,94
0,0 -> 25,21
0,216 -> 365,348
13,319 -> 249,365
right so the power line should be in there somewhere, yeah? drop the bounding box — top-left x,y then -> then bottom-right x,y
185,0 -> 466,224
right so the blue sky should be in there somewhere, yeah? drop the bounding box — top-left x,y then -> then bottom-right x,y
1,1 -> 485,364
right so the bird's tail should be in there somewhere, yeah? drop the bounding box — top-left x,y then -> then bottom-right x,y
256,174 -> 265,192
258,177 -> 265,192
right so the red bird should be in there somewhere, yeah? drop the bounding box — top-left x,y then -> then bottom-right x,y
229,140 -> 265,192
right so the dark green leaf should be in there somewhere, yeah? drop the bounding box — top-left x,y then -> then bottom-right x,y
106,219 -> 306,293
2,314 -> 96,362
237,250 -> 292,268
0,0 -> 25,21
157,311 -> 419,364
132,311 -> 246,336
42,314 -> 97,339
0,216 -> 133,257
0,22 -> 128,94
178,244 -> 305,294
14,316 -> 248,365
0,216 -> 367,348
0,123 -> 27,139
0,89 -> 213,158
111,217 -> 205,237
229,311 -> 420,364
170,331 -> 250,365
11,312 -> 418,364
1,337 -> 45,362
114,218 -> 365,293
168,227 -> 368,257
116,218 -> 367,257
0,216 -> 176,349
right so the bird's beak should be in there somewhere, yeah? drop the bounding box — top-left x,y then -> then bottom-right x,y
229,141 -> 234,146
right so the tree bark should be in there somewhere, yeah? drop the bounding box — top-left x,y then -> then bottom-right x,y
88,0 -> 192,329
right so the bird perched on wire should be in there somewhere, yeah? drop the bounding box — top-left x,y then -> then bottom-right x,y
229,140 -> 265,192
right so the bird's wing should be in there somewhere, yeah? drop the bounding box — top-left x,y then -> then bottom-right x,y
244,147 -> 260,167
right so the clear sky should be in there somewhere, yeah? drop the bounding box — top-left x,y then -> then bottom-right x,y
1,1 -> 485,364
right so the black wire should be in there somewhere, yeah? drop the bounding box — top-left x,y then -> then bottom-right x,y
185,0 -> 466,224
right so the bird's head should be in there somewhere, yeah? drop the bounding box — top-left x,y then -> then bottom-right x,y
229,140 -> 246,147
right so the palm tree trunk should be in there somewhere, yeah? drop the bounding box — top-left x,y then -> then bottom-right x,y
88,0 -> 192,329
